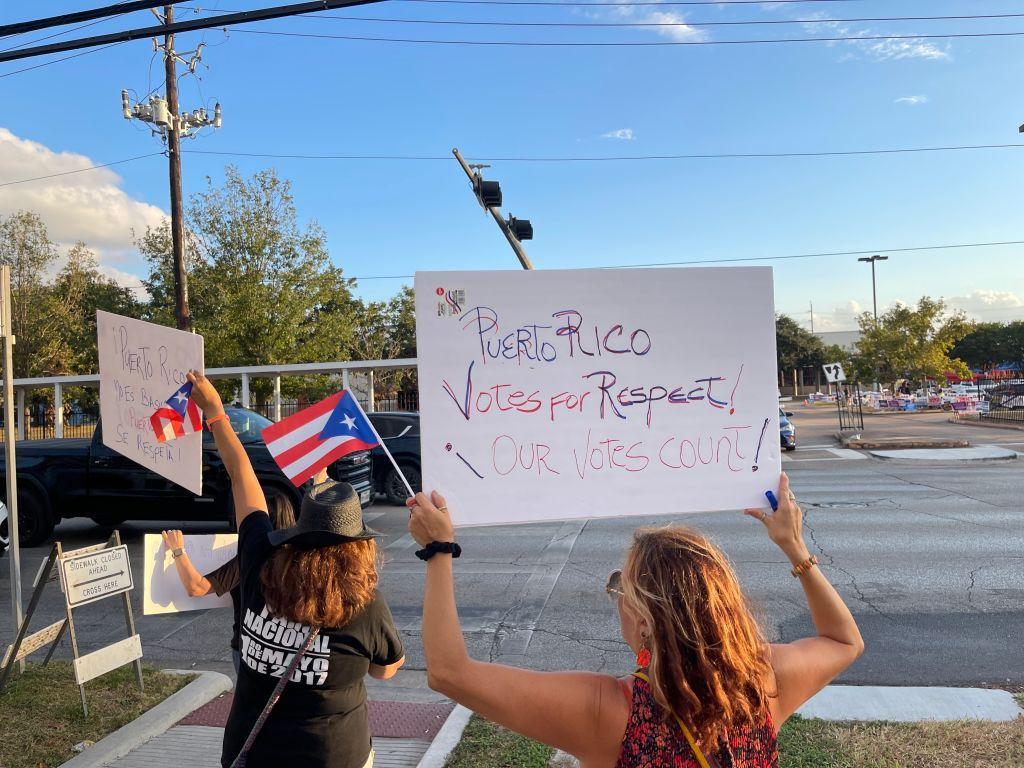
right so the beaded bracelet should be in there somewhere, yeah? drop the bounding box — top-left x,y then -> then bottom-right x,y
791,555 -> 818,578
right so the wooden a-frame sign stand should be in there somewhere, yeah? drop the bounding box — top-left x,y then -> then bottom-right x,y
0,531 -> 144,716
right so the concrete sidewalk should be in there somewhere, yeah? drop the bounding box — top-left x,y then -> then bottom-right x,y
90,683 -> 1021,768
100,693 -> 454,768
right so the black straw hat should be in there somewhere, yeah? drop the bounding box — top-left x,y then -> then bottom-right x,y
268,479 -> 379,548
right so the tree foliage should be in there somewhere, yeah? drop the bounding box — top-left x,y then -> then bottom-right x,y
951,321 -> 1024,370
853,297 -> 974,386
139,167 -> 361,400
776,314 -> 827,371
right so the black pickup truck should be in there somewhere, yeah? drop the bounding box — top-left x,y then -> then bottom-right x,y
1,406 -> 374,547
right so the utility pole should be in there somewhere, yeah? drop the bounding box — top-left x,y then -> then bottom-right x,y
809,301 -> 815,334
164,5 -> 189,331
121,7 -> 221,331
452,148 -> 534,270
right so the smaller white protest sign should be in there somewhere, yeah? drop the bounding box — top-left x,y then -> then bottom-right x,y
60,545 -> 133,608
97,310 -> 205,494
143,533 -> 237,615
823,363 -> 847,383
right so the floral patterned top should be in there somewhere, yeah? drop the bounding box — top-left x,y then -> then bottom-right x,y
614,672 -> 778,768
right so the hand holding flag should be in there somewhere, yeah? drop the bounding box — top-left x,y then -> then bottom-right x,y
150,381 -> 203,443
262,390 -> 390,488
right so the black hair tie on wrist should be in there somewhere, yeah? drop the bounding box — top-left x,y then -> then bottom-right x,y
415,541 -> 462,561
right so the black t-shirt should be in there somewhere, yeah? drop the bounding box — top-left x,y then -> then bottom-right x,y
221,513 -> 404,768
204,557 -> 241,651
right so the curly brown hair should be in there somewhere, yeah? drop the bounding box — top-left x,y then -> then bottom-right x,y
623,526 -> 773,750
261,539 -> 379,627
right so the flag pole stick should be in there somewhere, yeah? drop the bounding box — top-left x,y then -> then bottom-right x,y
349,389 -> 415,500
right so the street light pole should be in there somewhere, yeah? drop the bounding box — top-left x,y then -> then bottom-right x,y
858,254 -> 888,391
858,254 -> 888,322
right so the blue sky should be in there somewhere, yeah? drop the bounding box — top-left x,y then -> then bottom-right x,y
2,0 -> 1024,331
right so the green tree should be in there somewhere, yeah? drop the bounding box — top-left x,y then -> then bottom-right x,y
951,321 -> 1024,370
351,286 -> 417,397
0,211 -> 61,377
775,314 -> 826,371
49,243 -> 141,376
853,297 -> 974,387
140,167 -> 361,401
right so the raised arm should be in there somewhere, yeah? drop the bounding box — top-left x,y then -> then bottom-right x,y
744,472 -> 864,726
161,529 -> 212,597
187,371 -> 267,527
408,491 -> 627,765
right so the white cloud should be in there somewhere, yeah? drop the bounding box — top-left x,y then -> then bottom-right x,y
946,290 -> 1024,321
601,128 -> 635,141
586,3 -> 706,43
0,127 -> 166,287
798,13 -> 951,62
808,300 -> 864,332
639,10 -> 707,42
895,95 -> 929,105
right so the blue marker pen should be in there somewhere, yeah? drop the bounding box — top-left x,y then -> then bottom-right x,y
765,491 -> 779,512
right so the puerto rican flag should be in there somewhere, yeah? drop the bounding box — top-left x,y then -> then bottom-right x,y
261,390 -> 380,487
150,381 -> 203,443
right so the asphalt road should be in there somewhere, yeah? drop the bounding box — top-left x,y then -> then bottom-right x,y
2,407 -> 1022,691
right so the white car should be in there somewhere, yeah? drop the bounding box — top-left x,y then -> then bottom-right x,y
0,501 -> 8,556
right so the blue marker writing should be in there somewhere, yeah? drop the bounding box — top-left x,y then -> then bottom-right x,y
765,491 -> 779,512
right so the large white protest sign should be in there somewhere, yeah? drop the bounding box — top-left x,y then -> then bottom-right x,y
143,533 -> 236,615
97,311 -> 205,494
415,267 -> 781,527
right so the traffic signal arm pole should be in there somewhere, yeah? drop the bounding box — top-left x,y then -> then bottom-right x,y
452,148 -> 534,271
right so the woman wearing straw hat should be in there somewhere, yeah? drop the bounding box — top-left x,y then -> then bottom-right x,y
408,473 -> 862,768
185,372 -> 405,768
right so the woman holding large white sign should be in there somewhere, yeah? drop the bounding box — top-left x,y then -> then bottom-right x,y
408,475 -> 863,767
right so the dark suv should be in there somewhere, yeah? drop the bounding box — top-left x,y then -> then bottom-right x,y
367,412 -> 422,504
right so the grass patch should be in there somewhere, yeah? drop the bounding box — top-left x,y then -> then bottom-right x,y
446,716 -> 554,768
779,716 -> 1024,768
0,661 -> 193,768
444,715 -> 1024,768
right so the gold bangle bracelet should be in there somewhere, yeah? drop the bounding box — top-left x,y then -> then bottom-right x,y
791,555 -> 818,578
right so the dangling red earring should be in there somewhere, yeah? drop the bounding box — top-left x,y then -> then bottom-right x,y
636,645 -> 651,668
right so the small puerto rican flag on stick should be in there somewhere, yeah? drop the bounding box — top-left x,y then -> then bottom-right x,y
150,381 -> 204,443
262,390 -> 410,492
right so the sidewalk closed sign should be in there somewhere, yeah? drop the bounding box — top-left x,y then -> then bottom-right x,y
415,267 -> 782,527
60,544 -> 133,608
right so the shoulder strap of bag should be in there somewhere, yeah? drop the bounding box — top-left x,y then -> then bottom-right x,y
230,627 -> 322,768
632,671 -> 711,768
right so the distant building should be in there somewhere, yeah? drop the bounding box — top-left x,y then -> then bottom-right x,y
815,330 -> 861,352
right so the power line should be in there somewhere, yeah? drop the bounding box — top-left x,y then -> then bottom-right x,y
0,1 -> 177,39
184,143 -> 1024,162
0,153 -> 164,188
0,42 -> 123,78
3,141 -> 1022,187
260,12 -> 1024,29
0,16 -> 117,54
347,240 -> 1024,281
233,27 -> 1024,46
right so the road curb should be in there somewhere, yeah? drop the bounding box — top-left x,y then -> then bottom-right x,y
868,446 -> 1018,462
59,669 -> 233,768
416,704 -> 473,768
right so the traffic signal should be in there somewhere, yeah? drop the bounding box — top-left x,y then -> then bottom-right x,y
507,215 -> 533,241
474,178 -> 502,208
